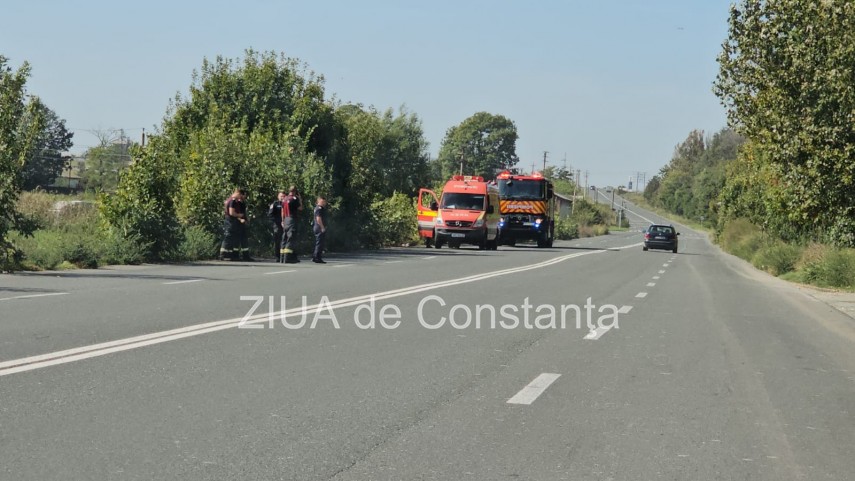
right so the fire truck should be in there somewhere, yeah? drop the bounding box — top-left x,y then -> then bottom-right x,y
417,175 -> 500,250
496,170 -> 555,247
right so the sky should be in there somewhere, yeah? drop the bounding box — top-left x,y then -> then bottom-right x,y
1,0 -> 733,188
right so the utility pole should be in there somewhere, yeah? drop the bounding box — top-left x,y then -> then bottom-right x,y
531,162 -> 536,174
542,151 -> 548,172
141,128 -> 146,148
584,170 -> 589,198
458,150 -> 464,175
562,153 -> 567,171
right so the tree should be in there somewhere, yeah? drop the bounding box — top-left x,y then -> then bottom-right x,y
0,56 -> 44,268
19,103 -> 73,190
81,130 -> 131,192
437,112 -> 519,179
715,0 -> 855,245
103,50 -> 337,259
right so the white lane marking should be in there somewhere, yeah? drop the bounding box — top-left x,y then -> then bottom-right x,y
636,292 -> 648,298
663,264 -> 669,267
507,373 -> 561,405
162,279 -> 204,285
659,270 -> 666,274
647,282 -> 656,287
332,264 -> 353,268
422,256 -> 437,260
384,260 -> 403,264
263,270 -> 296,275
584,306 -> 632,340
652,276 -> 660,280
0,244 -> 643,377
0,292 -> 69,302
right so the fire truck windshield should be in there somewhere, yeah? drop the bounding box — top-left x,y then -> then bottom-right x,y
499,179 -> 546,200
440,193 -> 485,210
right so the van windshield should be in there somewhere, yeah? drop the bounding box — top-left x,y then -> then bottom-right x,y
441,193 -> 485,210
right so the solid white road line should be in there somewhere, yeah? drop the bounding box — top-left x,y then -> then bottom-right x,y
507,373 -> 561,405
0,243 -> 644,377
162,279 -> 204,285
263,270 -> 296,275
636,292 -> 648,298
422,256 -> 437,260
0,292 -> 69,302
332,264 -> 353,268
584,306 -> 632,340
384,260 -> 403,264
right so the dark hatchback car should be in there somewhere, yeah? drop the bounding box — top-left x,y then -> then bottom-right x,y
643,224 -> 679,253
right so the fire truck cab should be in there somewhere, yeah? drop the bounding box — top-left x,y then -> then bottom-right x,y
496,170 -> 555,247
418,176 -> 500,250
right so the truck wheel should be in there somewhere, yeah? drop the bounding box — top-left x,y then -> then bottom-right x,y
435,239 -> 443,249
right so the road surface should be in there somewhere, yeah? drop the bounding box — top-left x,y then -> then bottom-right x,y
2,198 -> 854,480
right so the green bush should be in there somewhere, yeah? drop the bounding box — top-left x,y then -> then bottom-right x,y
554,217 -> 578,240
99,229 -> 150,265
179,225 -> 218,261
367,192 -> 418,247
719,218 -> 765,261
801,248 -> 855,288
751,241 -> 802,276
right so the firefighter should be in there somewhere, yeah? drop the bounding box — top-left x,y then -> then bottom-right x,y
220,188 -> 252,261
312,196 -> 328,264
279,186 -> 302,263
268,191 -> 286,262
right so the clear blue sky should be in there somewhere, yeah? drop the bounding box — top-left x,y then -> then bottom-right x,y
1,0 -> 732,188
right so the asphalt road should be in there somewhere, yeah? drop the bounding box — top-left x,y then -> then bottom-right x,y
2,197 -> 854,480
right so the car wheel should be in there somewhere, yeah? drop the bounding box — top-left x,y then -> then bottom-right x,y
672,247 -> 678,253
643,246 -> 649,251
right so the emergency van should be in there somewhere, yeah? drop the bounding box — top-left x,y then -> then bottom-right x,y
418,175 -> 500,250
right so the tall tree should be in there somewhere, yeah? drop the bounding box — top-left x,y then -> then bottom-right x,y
19,103 -> 73,190
81,130 -> 131,192
0,56 -> 44,268
715,0 -> 855,245
437,112 -> 519,179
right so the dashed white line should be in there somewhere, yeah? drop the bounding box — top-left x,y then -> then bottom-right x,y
162,279 -> 204,285
647,283 -> 656,287
0,292 -> 69,301
663,264 -> 669,267
584,306 -> 632,340
507,373 -> 561,405
263,270 -> 296,275
659,270 -> 666,274
652,276 -> 660,280
636,292 -> 648,298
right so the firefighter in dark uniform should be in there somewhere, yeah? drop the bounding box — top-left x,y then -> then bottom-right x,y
279,186 -> 302,263
220,188 -> 252,261
268,191 -> 286,262
312,196 -> 328,263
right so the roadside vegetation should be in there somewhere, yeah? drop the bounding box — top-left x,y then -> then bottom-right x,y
3,50 -> 610,271
641,0 -> 855,290
547,169 -> 627,240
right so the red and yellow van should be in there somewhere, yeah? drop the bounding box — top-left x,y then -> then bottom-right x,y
418,176 -> 500,250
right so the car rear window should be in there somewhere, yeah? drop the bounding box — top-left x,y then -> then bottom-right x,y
650,225 -> 674,234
